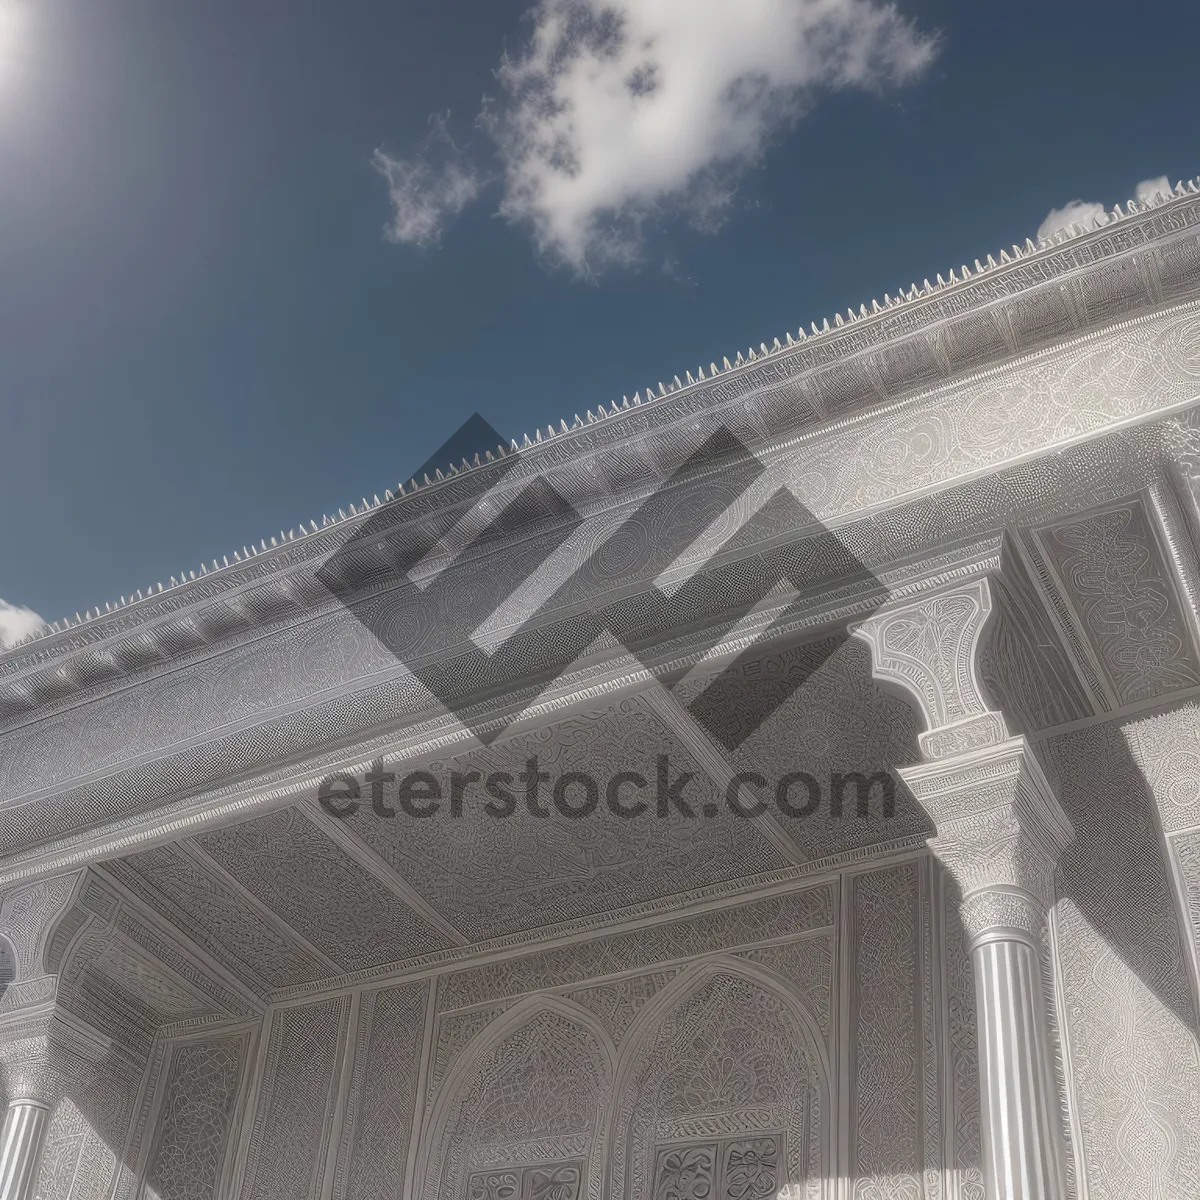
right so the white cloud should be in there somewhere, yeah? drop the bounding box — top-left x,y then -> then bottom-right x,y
374,114 -> 482,247
1037,199 -> 1106,242
382,0 -> 938,271
1134,175 -> 1171,206
1037,173 -> 1176,242
0,599 -> 42,649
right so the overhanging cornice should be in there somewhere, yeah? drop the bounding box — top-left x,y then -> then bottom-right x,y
2,187 -> 1199,708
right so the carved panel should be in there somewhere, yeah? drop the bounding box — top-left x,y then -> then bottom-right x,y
651,1135 -> 781,1199
142,1035 -> 247,1200
466,1161 -> 584,1200
610,968 -> 824,1200
439,886 -> 832,1011
334,982 -> 427,1200
108,845 -> 330,990
1041,722 -> 1200,1195
1032,496 -> 1200,705
422,1007 -> 611,1200
848,863 -> 922,1199
193,808 -> 450,970
343,695 -> 789,943
241,997 -> 349,1200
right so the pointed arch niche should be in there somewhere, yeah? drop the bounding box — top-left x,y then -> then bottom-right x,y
606,957 -> 830,1200
417,994 -> 617,1200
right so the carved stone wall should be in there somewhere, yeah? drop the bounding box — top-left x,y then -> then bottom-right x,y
219,860 -> 984,1200
1040,706 -> 1200,1198
238,997 -> 350,1200
140,1032 -> 250,1200
332,982 -> 428,1200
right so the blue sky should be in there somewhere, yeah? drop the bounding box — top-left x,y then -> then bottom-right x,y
0,0 -> 1197,641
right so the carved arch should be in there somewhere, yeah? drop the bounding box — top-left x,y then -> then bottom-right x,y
419,993 -> 618,1200
605,955 -> 831,1200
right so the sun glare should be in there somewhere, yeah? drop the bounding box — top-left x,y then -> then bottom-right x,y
0,2 -> 28,82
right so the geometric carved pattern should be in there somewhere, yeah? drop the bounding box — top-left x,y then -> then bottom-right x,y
422,1006 -> 612,1200
241,997 -> 348,1200
568,970 -> 680,1044
343,696 -> 789,943
143,1036 -> 246,1200
335,982 -> 428,1200
109,845 -> 331,990
610,968 -> 823,1200
467,1162 -> 584,1200
849,864 -> 922,1199
651,1135 -> 781,1200
1041,720 -> 1200,1196
439,886 -> 832,1011
193,808 -> 451,971
1033,496 -> 1200,706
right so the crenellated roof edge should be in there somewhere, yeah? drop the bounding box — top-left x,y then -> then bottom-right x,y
5,175 -> 1200,662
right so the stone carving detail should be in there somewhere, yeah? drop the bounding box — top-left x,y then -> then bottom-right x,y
851,577 -> 1011,761
610,967 -> 824,1200
1121,700 -> 1200,834
422,1005 -> 612,1200
853,584 -> 994,730
335,982 -> 428,1200
900,738 -> 1073,927
108,845 -> 331,991
1034,497 -> 1200,705
432,1003 -> 516,1100
849,864 -> 922,1199
957,887 -> 1047,946
345,696 -> 788,943
0,872 -> 80,992
142,1035 -> 246,1200
30,1052 -> 142,1200
733,938 -> 831,1037
1041,720 -> 1200,1195
439,886 -> 832,1011
568,970 -> 680,1044
976,555 -> 1093,736
651,1135 -> 780,1200
1173,831 -> 1200,972
241,997 -> 348,1200
194,807 -> 450,969
466,1162 -> 584,1200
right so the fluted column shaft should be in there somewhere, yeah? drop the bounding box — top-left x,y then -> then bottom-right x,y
973,936 -> 1064,1200
0,1101 -> 49,1200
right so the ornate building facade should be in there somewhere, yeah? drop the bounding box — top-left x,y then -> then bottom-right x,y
4,182 -> 1200,1199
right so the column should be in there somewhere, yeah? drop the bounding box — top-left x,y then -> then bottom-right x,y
0,1102 -> 49,1200
853,575 -> 1073,1200
901,742 -> 1071,1200
0,873 -> 105,1200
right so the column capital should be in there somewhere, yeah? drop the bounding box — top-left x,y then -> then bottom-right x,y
0,1008 -> 111,1106
900,736 -> 1073,946
0,871 -> 84,1017
851,575 -> 1010,761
